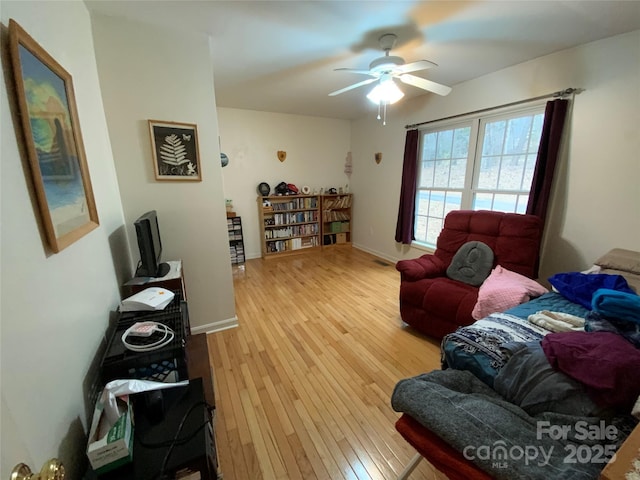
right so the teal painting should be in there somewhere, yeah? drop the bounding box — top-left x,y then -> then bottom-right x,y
10,20 -> 98,252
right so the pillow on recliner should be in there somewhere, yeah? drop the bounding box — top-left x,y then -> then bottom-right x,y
472,265 -> 548,319
446,241 -> 494,286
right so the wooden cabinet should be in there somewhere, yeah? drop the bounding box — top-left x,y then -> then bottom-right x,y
227,216 -> 245,265
321,193 -> 352,247
257,195 -> 321,259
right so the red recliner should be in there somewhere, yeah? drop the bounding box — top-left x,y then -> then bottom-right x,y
396,210 -> 543,339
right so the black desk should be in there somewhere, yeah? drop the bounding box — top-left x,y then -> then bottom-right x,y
99,378 -> 217,480
101,292 -> 189,384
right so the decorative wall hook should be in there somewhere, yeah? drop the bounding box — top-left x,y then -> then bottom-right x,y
277,151 -> 287,162
375,152 -> 382,164
344,151 -> 353,176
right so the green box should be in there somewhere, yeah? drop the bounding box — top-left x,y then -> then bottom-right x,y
87,395 -> 134,474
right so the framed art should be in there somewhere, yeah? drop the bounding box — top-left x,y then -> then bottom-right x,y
8,19 -> 99,253
148,120 -> 201,181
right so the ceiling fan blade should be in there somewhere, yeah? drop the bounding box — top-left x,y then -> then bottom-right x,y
395,60 -> 437,74
334,68 -> 376,75
399,74 -> 452,96
328,78 -> 377,96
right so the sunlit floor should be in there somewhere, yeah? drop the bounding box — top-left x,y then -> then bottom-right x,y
209,248 -> 446,480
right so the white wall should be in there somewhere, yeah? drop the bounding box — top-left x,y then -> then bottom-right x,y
217,108 -> 351,258
352,30 -> 640,281
90,15 -> 236,332
1,2 -> 126,477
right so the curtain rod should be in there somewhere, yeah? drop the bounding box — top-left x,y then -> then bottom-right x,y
405,87 -> 583,129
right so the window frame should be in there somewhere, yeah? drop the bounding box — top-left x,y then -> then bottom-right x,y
413,102 -> 546,249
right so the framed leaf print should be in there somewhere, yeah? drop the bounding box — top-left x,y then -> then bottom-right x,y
148,120 -> 201,181
8,19 -> 99,253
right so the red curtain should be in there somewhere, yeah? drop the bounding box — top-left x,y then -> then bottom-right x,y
526,99 -> 569,223
395,129 -> 419,244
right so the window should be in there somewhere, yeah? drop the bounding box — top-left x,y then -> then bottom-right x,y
414,106 -> 545,247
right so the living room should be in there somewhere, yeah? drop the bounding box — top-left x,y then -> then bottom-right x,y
1,1 -> 639,479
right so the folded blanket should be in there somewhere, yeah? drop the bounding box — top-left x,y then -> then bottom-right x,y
528,310 -> 585,332
591,288 -> 640,324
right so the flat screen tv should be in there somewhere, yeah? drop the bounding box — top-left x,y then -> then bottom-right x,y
134,210 -> 170,278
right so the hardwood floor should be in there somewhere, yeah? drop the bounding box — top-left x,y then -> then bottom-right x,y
207,247 -> 445,480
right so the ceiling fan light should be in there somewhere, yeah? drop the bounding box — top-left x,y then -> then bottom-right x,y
366,80 -> 404,105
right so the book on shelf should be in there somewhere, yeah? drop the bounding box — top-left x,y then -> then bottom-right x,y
322,195 -> 351,209
323,210 -> 350,222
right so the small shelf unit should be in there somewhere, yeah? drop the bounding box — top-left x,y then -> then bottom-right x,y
321,193 -> 352,247
227,216 -> 245,265
258,195 -> 321,259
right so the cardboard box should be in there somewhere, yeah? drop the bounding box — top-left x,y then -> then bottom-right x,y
336,233 -> 347,244
87,395 -> 134,474
599,421 -> 640,480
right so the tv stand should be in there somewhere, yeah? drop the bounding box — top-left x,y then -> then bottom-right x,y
126,260 -> 188,301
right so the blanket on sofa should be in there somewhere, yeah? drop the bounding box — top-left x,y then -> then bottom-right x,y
591,288 -> 640,324
441,312 -> 549,386
585,311 -> 640,347
391,369 -> 636,480
548,272 -> 635,310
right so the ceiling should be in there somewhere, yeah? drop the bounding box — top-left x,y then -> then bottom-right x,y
85,0 -> 640,120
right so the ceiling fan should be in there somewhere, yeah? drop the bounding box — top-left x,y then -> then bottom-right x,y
329,33 -> 452,100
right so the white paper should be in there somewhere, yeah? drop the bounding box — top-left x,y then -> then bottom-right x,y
101,378 -> 188,425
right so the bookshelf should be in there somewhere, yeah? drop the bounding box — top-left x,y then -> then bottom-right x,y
321,193 -> 352,247
257,195 -> 321,259
227,216 -> 245,265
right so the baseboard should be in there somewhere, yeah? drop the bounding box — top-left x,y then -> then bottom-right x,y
190,316 -> 238,334
352,244 -> 399,264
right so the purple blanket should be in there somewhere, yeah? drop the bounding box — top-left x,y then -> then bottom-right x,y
541,331 -> 640,412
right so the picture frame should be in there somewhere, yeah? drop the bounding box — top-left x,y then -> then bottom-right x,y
148,120 -> 201,181
8,19 -> 99,253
